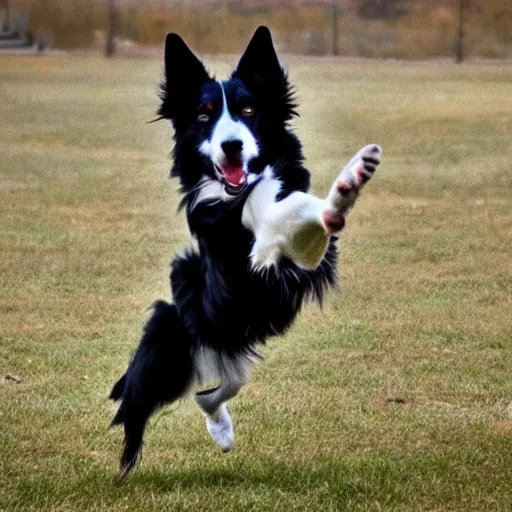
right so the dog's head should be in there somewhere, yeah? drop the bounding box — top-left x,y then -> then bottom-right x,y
158,27 -> 298,196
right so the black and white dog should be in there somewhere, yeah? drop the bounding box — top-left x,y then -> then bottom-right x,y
110,26 -> 381,480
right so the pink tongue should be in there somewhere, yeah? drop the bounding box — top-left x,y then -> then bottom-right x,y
222,165 -> 245,186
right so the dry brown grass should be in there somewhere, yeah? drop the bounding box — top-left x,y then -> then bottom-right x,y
17,0 -> 512,58
1,54 -> 511,511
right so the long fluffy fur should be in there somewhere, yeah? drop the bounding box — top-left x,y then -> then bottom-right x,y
110,26 -> 338,479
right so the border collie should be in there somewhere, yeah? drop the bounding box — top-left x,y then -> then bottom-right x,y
110,26 -> 381,480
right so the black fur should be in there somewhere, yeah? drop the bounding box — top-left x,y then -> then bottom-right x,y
110,26 -> 338,479
110,301 -> 193,480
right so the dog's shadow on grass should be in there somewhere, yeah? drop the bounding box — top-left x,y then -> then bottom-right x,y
125,456 -> 368,499
133,466 -> 259,490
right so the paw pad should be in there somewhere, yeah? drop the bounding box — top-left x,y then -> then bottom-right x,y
322,210 -> 346,234
325,143 -> 381,222
336,179 -> 353,196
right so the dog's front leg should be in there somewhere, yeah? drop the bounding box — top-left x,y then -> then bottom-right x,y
242,144 -> 381,271
243,181 -> 330,270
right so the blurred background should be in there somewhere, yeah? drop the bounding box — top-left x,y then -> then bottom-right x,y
2,1 -> 512,510
1,0 -> 511,60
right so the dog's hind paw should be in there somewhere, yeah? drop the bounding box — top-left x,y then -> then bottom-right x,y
205,403 -> 234,452
323,144 -> 381,233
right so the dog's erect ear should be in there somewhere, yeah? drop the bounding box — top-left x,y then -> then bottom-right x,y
232,26 -> 297,122
233,26 -> 283,83
158,33 -> 211,121
164,33 -> 210,88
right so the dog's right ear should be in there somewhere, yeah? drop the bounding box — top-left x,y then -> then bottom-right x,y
158,34 -> 211,121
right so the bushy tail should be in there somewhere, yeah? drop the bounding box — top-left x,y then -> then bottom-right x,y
110,301 -> 194,481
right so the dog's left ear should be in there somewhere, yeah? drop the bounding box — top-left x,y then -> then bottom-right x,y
232,26 -> 297,121
233,26 -> 284,83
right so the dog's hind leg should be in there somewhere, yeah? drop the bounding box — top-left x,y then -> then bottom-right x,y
194,353 -> 250,452
110,301 -> 194,480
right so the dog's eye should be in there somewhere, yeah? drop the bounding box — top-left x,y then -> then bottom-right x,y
197,113 -> 210,123
241,106 -> 255,118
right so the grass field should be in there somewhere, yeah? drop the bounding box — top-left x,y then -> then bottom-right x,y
1,54 -> 511,511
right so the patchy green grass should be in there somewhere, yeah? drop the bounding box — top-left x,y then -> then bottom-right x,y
1,55 -> 511,511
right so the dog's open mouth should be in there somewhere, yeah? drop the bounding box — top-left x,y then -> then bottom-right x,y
215,164 -> 247,195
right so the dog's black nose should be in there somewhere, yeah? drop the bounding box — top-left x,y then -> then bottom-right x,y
221,139 -> 243,156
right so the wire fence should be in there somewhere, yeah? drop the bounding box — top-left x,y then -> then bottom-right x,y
2,0 -> 512,60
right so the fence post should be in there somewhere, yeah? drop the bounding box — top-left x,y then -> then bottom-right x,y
455,0 -> 465,63
106,0 -> 116,57
0,0 -> 9,31
332,2 -> 339,56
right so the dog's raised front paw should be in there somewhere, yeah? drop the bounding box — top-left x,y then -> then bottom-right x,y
323,144 -> 381,234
